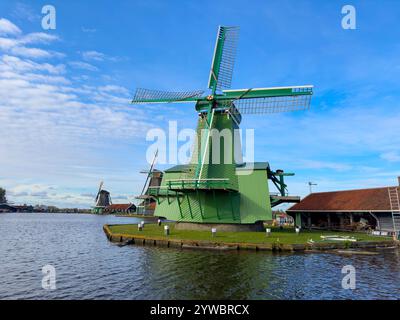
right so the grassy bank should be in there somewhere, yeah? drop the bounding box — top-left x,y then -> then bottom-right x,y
114,214 -> 158,218
108,223 -> 390,245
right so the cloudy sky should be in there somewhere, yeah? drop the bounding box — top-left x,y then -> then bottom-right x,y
0,0 -> 399,208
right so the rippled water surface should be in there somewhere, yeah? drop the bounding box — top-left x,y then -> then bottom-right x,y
1,212 -> 400,299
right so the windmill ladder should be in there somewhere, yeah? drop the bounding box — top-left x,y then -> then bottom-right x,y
388,187 -> 400,236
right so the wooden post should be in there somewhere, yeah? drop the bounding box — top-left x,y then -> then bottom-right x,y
339,215 -> 344,229
295,212 -> 302,227
327,214 -> 331,229
307,214 -> 312,229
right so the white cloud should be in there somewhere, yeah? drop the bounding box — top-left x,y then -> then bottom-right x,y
10,46 -> 52,58
31,191 -> 48,197
381,151 -> 400,163
81,50 -> 123,63
1,70 -> 70,84
82,50 -> 105,61
80,193 -> 95,198
0,55 -> 66,74
0,21 -> 61,59
69,61 -> 99,71
0,16 -> 179,209
99,85 -> 130,95
0,33 -> 59,50
0,18 -> 21,35
12,3 -> 40,22
0,37 -> 17,49
0,19 -> 156,207
9,184 -> 53,197
19,32 -> 59,45
4,179 -> 137,207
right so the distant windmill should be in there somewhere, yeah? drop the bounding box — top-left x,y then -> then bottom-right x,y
93,181 -> 112,214
135,150 -> 162,215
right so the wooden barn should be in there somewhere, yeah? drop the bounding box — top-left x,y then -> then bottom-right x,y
104,203 -> 136,214
287,182 -> 400,235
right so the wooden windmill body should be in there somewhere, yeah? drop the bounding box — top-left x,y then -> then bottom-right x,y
131,26 -> 313,228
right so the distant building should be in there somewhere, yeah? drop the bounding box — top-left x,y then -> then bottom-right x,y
0,204 -> 34,213
287,182 -> 400,234
34,205 -> 48,212
104,203 -> 136,214
0,204 -> 16,213
14,205 -> 34,212
273,211 -> 294,226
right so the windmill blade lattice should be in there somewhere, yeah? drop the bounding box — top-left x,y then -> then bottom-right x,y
132,88 -> 204,104
95,181 -> 103,202
208,26 -> 240,92
219,85 -> 313,115
229,94 -> 312,115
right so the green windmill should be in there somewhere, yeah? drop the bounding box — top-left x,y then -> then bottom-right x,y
131,26 -> 313,230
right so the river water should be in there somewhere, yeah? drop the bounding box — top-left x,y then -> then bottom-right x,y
0,212 -> 400,300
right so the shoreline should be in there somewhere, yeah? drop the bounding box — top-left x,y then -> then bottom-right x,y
103,224 -> 398,252
0,211 -> 157,218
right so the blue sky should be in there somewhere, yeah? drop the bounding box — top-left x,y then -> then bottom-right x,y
0,0 -> 399,208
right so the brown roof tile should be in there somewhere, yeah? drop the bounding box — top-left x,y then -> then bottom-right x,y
287,186 -> 399,212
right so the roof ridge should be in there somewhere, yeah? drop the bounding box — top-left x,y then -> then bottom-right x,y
288,185 -> 398,212
309,185 -> 399,195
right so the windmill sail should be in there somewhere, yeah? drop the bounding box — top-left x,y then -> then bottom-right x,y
132,88 -> 204,104
95,181 -> 103,202
220,85 -> 313,114
208,26 -> 240,92
232,94 -> 312,114
140,149 -> 158,196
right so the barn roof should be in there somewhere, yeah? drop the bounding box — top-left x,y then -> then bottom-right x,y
287,186 -> 400,212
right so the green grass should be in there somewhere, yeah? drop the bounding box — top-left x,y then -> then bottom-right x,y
113,213 -> 158,218
108,223 -> 390,245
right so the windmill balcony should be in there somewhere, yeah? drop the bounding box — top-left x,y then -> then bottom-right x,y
166,178 -> 237,192
146,179 -> 238,197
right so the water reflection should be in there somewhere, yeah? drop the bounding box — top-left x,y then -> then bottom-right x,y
0,213 -> 399,299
